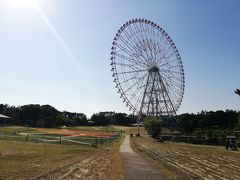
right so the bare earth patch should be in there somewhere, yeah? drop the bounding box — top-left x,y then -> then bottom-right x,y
0,138 -> 123,180
37,149 -> 112,180
34,128 -> 113,138
131,136 -> 240,180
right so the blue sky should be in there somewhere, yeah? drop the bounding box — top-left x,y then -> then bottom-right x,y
0,0 -> 239,117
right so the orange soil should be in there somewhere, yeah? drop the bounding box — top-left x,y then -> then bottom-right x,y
35,128 -> 114,138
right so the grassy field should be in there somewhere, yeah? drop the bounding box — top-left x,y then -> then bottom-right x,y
0,126 -> 35,135
0,126 -> 124,179
0,140 -> 95,179
4,125 -> 239,179
131,136 -> 240,180
0,126 -> 121,147
68,126 -> 117,132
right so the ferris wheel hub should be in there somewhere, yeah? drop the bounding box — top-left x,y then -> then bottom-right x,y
148,66 -> 159,73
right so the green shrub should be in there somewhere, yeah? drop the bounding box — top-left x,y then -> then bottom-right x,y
144,116 -> 161,138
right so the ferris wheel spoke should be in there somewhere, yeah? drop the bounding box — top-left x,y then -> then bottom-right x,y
167,86 -> 182,106
136,23 -> 156,61
121,29 -> 142,53
170,87 -> 183,102
156,32 -> 164,48
159,45 -> 174,62
114,62 -> 144,71
115,52 -> 147,69
167,93 -> 178,110
117,69 -> 147,75
160,74 -> 183,95
130,25 -> 159,66
160,69 -> 183,82
162,64 -> 181,69
162,78 -> 182,91
163,80 -> 182,98
159,41 -> 175,63
115,52 -> 147,70
158,50 -> 175,66
160,68 -> 183,75
124,73 -> 148,94
140,23 -> 152,46
159,58 -> 179,68
146,39 -> 157,63
133,90 -> 146,111
127,25 -> 154,65
160,72 -> 183,90
149,24 -> 155,43
115,43 -> 139,58
149,32 -> 159,58
129,23 -> 146,46
119,71 -> 144,85
127,74 -> 148,102
117,35 -> 144,60
158,76 -> 182,110
151,26 -> 158,46
122,27 -> 148,57
118,34 -> 150,66
131,23 -> 151,55
125,25 -> 143,47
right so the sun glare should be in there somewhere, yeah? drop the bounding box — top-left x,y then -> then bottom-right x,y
6,0 -> 38,8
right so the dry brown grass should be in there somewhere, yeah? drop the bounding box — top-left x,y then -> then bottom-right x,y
0,125 -> 125,179
38,137 -> 124,180
0,140 -> 95,179
0,136 -> 124,179
104,137 -> 124,180
131,136 -> 240,180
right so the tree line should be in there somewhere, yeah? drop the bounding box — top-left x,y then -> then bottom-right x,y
1,104 -> 239,134
0,104 -> 137,127
0,104 -> 87,127
178,110 -> 239,133
178,110 -> 240,139
90,111 -> 137,125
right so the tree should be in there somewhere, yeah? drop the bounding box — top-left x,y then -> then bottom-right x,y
91,112 -> 110,125
113,113 -> 136,125
179,113 -> 197,133
235,113 -> 240,130
235,89 -> 240,96
144,116 -> 162,138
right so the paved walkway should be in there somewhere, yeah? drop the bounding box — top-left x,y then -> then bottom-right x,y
120,135 -> 167,180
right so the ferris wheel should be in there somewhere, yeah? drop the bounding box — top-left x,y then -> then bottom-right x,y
110,18 -> 185,123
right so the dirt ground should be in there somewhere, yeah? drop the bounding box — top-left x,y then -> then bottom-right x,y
35,128 -> 114,138
36,148 -> 112,180
0,137 -> 123,180
37,138 -> 124,180
131,136 -> 240,180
